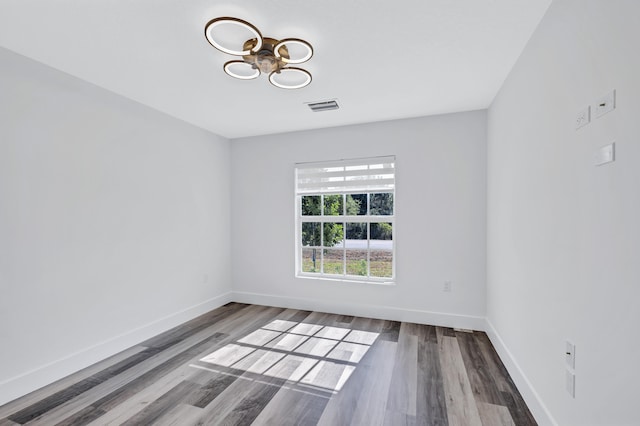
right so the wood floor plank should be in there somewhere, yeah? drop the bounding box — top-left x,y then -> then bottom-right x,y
315,317 -> 386,426
0,345 -> 147,419
252,387 -> 329,426
385,322 -> 418,417
379,320 -> 401,342
499,390 -> 537,426
120,380 -> 199,425
442,327 -> 457,337
477,402 -> 516,426
69,333 -> 225,421
184,371 -> 240,409
194,308 -> 315,424
81,305 -> 274,426
336,315 -> 354,324
40,333 -> 226,426
473,334 -> 537,425
201,305 -> 277,339
193,368 -> 282,425
473,333 -> 518,394
9,305 -> 260,425
438,335 -> 483,426
251,314 -> 346,426
8,348 -> 156,424
141,303 -> 248,351
14,350 -> 169,426
53,405 -> 107,426
84,363 -> 194,426
383,410 -> 417,426
416,325 -> 449,426
212,377 -> 290,426
349,340 -> 398,426
455,331 -> 504,406
152,403 -> 203,426
285,309 -> 314,324
2,304 -> 536,426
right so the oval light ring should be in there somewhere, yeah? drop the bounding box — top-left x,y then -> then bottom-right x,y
204,17 -> 263,56
224,61 -> 260,80
274,38 -> 313,64
269,67 -> 312,89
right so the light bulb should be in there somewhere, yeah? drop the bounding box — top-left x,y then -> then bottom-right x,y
257,54 -> 277,73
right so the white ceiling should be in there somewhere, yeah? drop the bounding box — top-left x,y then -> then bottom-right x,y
0,0 -> 551,139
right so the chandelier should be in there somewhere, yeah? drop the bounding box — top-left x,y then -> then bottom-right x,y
204,17 -> 314,89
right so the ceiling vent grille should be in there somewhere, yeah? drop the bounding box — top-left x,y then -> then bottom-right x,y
307,100 -> 339,112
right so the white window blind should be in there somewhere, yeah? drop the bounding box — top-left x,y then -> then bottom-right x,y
295,155 -> 395,195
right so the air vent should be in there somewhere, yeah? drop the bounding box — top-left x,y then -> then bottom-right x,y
307,100 -> 339,112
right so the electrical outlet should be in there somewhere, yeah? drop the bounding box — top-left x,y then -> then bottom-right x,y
443,281 -> 452,292
594,90 -> 616,119
576,106 -> 590,129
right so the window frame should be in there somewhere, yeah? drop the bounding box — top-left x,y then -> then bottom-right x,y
294,157 -> 396,284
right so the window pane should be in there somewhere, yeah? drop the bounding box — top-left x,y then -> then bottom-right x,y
323,194 -> 343,216
370,222 -> 393,247
370,250 -> 392,278
323,223 -> 344,248
370,193 -> 393,215
346,194 -> 367,215
345,223 -> 367,249
302,248 -> 320,273
301,195 -> 321,216
346,250 -> 368,276
323,249 -> 344,274
301,222 -> 321,246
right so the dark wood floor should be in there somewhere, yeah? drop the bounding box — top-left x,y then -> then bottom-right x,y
0,303 -> 536,425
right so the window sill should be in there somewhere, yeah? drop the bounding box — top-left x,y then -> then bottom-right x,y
296,273 -> 396,286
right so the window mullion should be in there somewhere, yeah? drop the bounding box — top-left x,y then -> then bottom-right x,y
367,221 -> 371,278
342,221 -> 346,275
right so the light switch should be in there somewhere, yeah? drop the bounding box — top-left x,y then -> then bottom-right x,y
594,143 -> 615,166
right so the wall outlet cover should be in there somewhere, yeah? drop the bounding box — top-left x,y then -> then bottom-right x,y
594,90 -> 616,119
565,341 -> 576,369
594,143 -> 615,166
576,106 -> 590,129
566,370 -> 576,398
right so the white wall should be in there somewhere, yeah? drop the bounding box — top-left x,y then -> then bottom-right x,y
487,1 -> 640,425
231,112 -> 487,327
0,47 -> 232,405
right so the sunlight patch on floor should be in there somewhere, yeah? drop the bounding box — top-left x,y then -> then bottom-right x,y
197,319 -> 380,393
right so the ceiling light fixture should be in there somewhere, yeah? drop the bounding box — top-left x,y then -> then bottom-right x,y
204,17 -> 313,89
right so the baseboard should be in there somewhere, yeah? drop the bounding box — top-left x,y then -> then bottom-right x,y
484,319 -> 557,426
231,291 -> 486,331
0,292 -> 233,407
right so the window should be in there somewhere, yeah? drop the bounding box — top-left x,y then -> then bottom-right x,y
295,156 -> 395,283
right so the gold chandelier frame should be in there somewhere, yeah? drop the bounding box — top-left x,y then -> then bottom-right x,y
204,17 -> 313,89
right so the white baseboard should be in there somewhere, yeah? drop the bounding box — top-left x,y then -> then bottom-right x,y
0,292 -> 233,407
232,291 -> 486,331
484,319 -> 557,426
